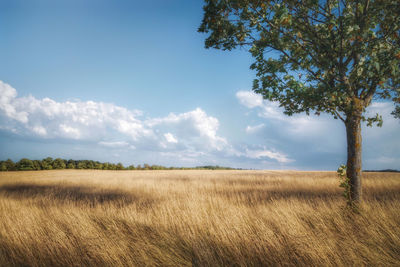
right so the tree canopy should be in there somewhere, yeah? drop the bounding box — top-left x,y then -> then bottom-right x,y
199,0 -> 400,121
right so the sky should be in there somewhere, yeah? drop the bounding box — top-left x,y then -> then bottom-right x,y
0,0 -> 399,170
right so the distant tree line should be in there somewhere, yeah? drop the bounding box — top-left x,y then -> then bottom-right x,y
0,158 -> 237,171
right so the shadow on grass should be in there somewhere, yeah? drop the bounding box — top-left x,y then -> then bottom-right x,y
363,186 -> 400,201
218,188 -> 340,203
0,183 -> 157,208
215,187 -> 400,204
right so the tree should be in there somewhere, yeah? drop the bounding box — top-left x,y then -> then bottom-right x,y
116,163 -> 125,170
199,0 -> 400,203
67,163 -> 75,169
16,158 -> 35,171
77,161 -> 86,169
0,161 -> 6,171
128,165 -> 136,170
32,160 -> 42,170
94,162 -> 103,170
66,160 -> 76,169
4,159 -> 16,171
392,106 -> 400,119
52,158 -> 66,169
143,163 -> 150,170
41,157 -> 53,170
79,160 -> 93,169
102,162 -> 110,170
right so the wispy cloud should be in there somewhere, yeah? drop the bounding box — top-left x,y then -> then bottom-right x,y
236,90 -> 400,169
246,123 -> 265,134
244,148 -> 292,163
98,141 -> 130,148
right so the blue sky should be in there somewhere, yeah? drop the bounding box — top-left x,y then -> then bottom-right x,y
0,0 -> 399,170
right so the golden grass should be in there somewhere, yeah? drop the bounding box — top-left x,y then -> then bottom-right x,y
0,170 -> 399,266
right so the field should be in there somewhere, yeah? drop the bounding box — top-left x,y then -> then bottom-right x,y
0,170 -> 399,266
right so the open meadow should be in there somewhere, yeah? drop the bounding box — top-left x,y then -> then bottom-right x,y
0,170 -> 399,266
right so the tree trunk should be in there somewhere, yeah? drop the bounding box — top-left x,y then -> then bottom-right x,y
345,114 -> 362,203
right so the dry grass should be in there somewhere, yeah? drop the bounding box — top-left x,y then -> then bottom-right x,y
0,170 -> 399,266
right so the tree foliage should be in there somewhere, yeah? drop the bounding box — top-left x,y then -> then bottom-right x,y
52,158 -> 66,169
199,0 -> 400,121
15,158 -> 35,171
392,105 -> 400,119
41,157 -> 53,170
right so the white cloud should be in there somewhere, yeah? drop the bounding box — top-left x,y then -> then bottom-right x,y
0,81 -> 292,167
236,90 -> 341,139
236,90 -> 400,169
236,91 -> 263,108
237,90 -> 398,139
98,141 -> 129,148
31,126 -> 47,136
0,81 -> 148,141
244,148 -> 292,163
258,101 -> 285,120
0,81 -> 29,123
246,123 -> 265,134
59,124 -> 81,139
164,132 -> 178,143
236,90 -> 323,136
146,108 -> 228,151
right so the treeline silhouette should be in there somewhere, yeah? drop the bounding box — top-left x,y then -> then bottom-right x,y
0,158 -> 237,171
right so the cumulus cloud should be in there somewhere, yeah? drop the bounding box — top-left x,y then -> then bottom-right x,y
0,81 -> 29,123
146,108 -> 228,151
0,81 -> 148,141
0,81 -> 291,166
236,91 -> 263,108
164,133 -> 178,143
0,81 -> 224,150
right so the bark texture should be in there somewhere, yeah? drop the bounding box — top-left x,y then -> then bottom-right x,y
345,114 -> 362,202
